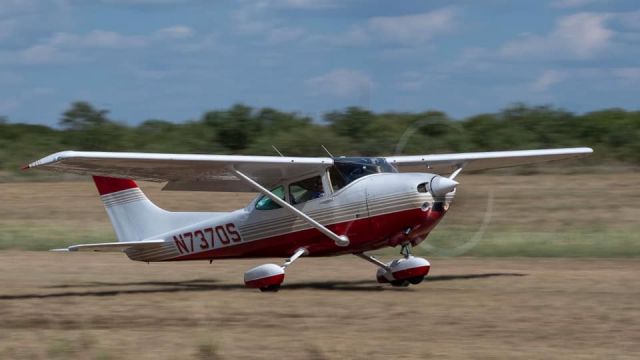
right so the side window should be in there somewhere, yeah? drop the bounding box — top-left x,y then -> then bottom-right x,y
329,166 -> 347,192
255,186 -> 285,210
289,176 -> 324,205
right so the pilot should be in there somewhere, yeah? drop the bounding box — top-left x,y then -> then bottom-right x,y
310,178 -> 324,199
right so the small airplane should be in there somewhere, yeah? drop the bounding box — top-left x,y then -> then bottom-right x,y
24,147 -> 592,291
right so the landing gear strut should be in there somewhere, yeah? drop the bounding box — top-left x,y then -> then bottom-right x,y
400,243 -> 412,259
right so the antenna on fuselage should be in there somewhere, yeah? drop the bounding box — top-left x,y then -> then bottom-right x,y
272,145 -> 284,157
320,144 -> 334,158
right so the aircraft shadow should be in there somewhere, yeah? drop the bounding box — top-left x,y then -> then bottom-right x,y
0,273 -> 526,300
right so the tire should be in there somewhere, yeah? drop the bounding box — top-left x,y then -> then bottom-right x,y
259,285 -> 281,292
408,276 -> 424,285
390,280 -> 410,287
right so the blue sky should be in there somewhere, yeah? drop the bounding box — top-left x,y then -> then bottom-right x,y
0,0 -> 638,125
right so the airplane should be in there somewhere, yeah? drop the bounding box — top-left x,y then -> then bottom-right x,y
24,147 -> 592,291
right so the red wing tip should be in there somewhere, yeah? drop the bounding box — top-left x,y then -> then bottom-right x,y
20,164 -> 30,170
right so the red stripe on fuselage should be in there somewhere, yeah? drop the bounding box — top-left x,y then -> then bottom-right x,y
93,176 -> 138,195
163,207 -> 446,261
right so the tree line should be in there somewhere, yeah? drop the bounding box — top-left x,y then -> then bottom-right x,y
1,101 -> 638,173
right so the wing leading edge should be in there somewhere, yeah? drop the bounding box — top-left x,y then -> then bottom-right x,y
27,148 -> 593,191
26,151 -> 333,192
385,147 -> 593,174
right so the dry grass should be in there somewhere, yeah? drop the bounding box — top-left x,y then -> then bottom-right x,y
1,174 -> 638,358
0,252 -> 638,359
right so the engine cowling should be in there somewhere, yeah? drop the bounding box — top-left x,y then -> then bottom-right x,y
376,256 -> 431,283
244,264 -> 285,289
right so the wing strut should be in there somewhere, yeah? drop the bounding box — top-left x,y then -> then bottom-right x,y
230,168 -> 350,247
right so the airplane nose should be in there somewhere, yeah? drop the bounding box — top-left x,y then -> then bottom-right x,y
429,176 -> 458,196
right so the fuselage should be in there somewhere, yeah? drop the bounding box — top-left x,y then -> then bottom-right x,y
125,172 -> 454,262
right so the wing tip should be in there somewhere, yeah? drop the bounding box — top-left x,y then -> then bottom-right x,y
23,150 -> 77,170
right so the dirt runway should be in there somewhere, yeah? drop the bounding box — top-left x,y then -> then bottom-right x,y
0,252 -> 638,359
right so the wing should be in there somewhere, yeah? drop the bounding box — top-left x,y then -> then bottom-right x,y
386,147 -> 593,174
50,240 -> 166,252
25,151 -> 333,192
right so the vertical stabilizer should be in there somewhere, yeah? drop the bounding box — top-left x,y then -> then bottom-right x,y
93,176 -> 218,242
93,176 -> 170,242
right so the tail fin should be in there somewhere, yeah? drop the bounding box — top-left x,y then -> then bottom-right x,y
93,176 -> 214,242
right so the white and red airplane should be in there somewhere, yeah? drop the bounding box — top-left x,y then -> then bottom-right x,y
25,147 -> 591,291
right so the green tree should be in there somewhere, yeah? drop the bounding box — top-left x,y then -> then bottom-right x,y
59,101 -> 110,131
325,106 -> 374,142
58,101 -> 128,151
202,104 -> 261,152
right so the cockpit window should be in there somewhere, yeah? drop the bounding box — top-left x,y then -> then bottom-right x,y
329,157 -> 397,192
289,176 -> 324,204
255,185 -> 285,210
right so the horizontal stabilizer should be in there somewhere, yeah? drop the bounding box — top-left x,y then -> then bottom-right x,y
50,240 -> 165,253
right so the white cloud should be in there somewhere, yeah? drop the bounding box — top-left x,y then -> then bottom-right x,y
2,25 -> 209,65
155,25 -> 194,40
308,7 -> 456,48
500,12 -> 613,59
367,8 -> 457,46
306,69 -> 373,98
232,3 -> 457,49
232,2 -> 309,46
17,43 -> 72,64
531,70 -> 567,91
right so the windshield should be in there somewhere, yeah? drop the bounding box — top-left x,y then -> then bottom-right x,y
255,185 -> 285,210
329,157 -> 396,191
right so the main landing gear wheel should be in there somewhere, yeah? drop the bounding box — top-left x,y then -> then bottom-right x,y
243,248 -> 308,292
359,243 -> 431,288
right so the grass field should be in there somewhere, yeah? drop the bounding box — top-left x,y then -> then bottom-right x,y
1,174 -> 638,359
0,252 -> 638,359
1,173 -> 638,256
